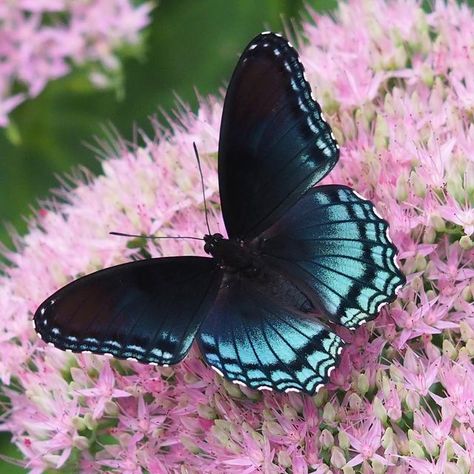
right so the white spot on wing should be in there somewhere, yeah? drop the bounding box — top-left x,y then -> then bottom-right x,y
211,366 -> 224,377
257,386 -> 272,391
315,383 -> 324,393
285,387 -> 300,393
373,207 -> 384,219
352,190 -> 366,200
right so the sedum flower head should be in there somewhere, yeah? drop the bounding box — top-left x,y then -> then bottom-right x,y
0,0 -> 153,127
1,0 -> 473,472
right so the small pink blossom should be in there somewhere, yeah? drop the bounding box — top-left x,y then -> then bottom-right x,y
396,347 -> 440,396
76,361 -> 131,419
345,418 -> 389,467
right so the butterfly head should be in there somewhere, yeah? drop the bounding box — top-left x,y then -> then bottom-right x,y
203,233 -> 224,254
204,233 -> 260,274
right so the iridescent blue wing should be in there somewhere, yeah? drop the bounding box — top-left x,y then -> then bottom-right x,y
34,257 -> 220,365
219,32 -> 339,240
198,277 -> 344,394
260,185 -> 406,329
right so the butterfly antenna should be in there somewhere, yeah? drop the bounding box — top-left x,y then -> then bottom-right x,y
110,231 -> 203,241
193,142 -> 212,235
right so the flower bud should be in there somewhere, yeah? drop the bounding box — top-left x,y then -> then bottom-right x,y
314,387 -> 328,407
373,397 -> 387,423
406,391 -> 420,411
409,439 -> 425,458
460,235 -> 473,250
323,402 -> 336,423
442,339 -> 458,360
283,404 -> 298,421
338,430 -> 350,450
197,404 -> 217,420
320,429 -> 334,449
348,393 -> 363,411
396,174 -> 409,202
222,379 -> 242,398
330,446 -> 346,469
277,451 -> 292,468
356,373 -> 370,396
381,426 -> 395,450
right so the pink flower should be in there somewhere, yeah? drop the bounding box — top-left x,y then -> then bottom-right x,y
0,0 -> 153,127
345,418 -> 389,467
76,361 -> 131,419
405,442 -> 448,474
396,347 -> 440,396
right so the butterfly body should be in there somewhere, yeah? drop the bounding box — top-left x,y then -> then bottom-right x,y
204,233 -> 260,274
34,32 -> 405,394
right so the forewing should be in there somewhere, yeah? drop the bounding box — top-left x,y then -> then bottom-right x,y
34,257 -> 220,365
219,32 -> 339,239
198,276 -> 343,394
261,185 -> 406,329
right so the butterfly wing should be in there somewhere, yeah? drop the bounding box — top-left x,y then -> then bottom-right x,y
260,185 -> 405,329
219,32 -> 339,240
34,257 -> 221,365
198,275 -> 344,394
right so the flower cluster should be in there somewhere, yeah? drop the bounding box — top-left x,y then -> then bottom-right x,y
1,0 -> 473,472
0,0 -> 153,127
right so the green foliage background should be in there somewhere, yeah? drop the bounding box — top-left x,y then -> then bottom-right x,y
0,0 -> 336,470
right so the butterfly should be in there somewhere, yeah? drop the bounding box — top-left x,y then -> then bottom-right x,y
34,32 -> 405,395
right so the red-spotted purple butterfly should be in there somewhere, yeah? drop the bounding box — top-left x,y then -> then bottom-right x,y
34,32 -> 405,394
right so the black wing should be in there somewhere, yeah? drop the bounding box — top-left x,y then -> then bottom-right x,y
260,186 -> 406,329
198,275 -> 344,394
219,32 -> 339,240
34,257 -> 220,365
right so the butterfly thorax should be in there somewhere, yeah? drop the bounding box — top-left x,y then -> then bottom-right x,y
204,233 -> 260,274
